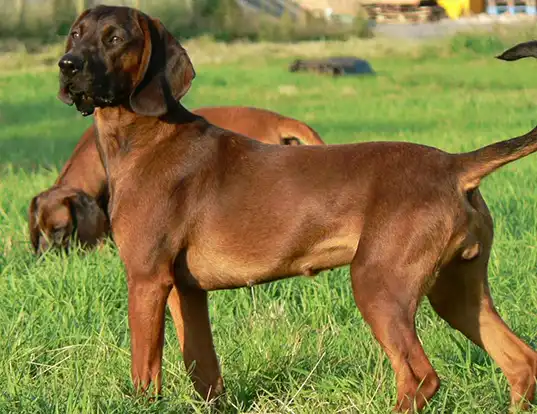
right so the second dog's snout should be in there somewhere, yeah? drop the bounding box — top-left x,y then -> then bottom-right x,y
58,54 -> 84,76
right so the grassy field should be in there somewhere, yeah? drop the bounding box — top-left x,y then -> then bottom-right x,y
1,34 -> 537,413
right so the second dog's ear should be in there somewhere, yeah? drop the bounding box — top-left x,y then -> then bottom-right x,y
497,41 -> 537,61
28,195 -> 40,253
281,137 -> 301,146
64,191 -> 109,248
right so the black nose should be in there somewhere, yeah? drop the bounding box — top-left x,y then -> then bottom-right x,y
58,54 -> 83,76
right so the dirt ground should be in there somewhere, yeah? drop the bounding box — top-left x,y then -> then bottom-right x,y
373,13 -> 537,39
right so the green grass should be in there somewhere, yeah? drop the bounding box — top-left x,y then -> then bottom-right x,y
1,37 -> 537,413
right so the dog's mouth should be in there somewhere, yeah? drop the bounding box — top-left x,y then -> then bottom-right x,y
36,225 -> 74,256
72,92 -> 97,117
73,91 -> 116,116
61,81 -> 117,116
36,233 -> 68,256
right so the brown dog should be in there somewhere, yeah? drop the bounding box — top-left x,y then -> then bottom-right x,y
194,106 -> 324,147
29,107 -> 324,254
57,6 -> 537,412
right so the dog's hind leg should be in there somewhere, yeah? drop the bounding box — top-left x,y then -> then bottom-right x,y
428,254 -> 537,410
350,229 -> 442,413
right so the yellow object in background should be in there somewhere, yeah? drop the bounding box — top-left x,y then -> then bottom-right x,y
437,0 -> 471,18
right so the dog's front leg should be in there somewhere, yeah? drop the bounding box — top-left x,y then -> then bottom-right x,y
167,285 -> 224,402
126,263 -> 173,396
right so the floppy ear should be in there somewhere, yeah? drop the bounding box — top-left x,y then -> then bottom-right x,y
57,9 -> 91,105
28,196 -> 40,253
65,191 -> 109,249
497,41 -> 537,61
130,15 -> 196,116
281,137 -> 301,146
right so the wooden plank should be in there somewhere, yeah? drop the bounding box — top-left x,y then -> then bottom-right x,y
361,0 -> 421,7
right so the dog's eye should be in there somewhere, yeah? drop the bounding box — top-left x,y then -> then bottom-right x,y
71,31 -> 80,40
109,36 -> 122,45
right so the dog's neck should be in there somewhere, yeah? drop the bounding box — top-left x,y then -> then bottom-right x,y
93,102 -> 200,220
94,102 -> 201,180
95,102 -> 196,155
94,106 -> 135,175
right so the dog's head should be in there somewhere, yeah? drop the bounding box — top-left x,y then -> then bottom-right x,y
29,186 -> 109,255
497,41 -> 537,62
58,5 -> 195,117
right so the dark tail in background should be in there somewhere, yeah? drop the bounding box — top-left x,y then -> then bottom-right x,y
455,41 -> 537,188
497,40 -> 537,61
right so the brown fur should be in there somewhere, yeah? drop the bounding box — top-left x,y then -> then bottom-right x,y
29,107 -> 324,255
29,185 -> 109,253
56,6 -> 537,412
193,106 -> 324,146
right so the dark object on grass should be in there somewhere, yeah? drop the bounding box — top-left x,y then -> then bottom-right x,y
496,40 -> 537,61
289,57 -> 375,76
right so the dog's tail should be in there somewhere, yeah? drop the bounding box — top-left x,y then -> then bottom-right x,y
278,118 -> 325,146
496,40 -> 537,61
456,125 -> 537,191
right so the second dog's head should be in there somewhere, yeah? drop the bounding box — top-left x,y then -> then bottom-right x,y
29,186 -> 109,255
58,5 -> 195,117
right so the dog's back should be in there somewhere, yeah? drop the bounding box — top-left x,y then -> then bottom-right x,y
193,106 -> 325,146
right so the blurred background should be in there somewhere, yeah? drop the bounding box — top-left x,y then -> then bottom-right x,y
0,0 -> 371,42
2,0 -> 537,43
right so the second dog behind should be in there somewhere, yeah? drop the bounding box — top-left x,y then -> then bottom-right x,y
29,106 -> 325,254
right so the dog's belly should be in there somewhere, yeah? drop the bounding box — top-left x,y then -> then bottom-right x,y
184,233 -> 359,291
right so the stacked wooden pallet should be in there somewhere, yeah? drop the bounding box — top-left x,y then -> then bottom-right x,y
361,0 -> 446,23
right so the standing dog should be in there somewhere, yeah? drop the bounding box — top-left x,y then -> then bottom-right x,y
29,107 -> 324,254
57,6 -> 537,412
